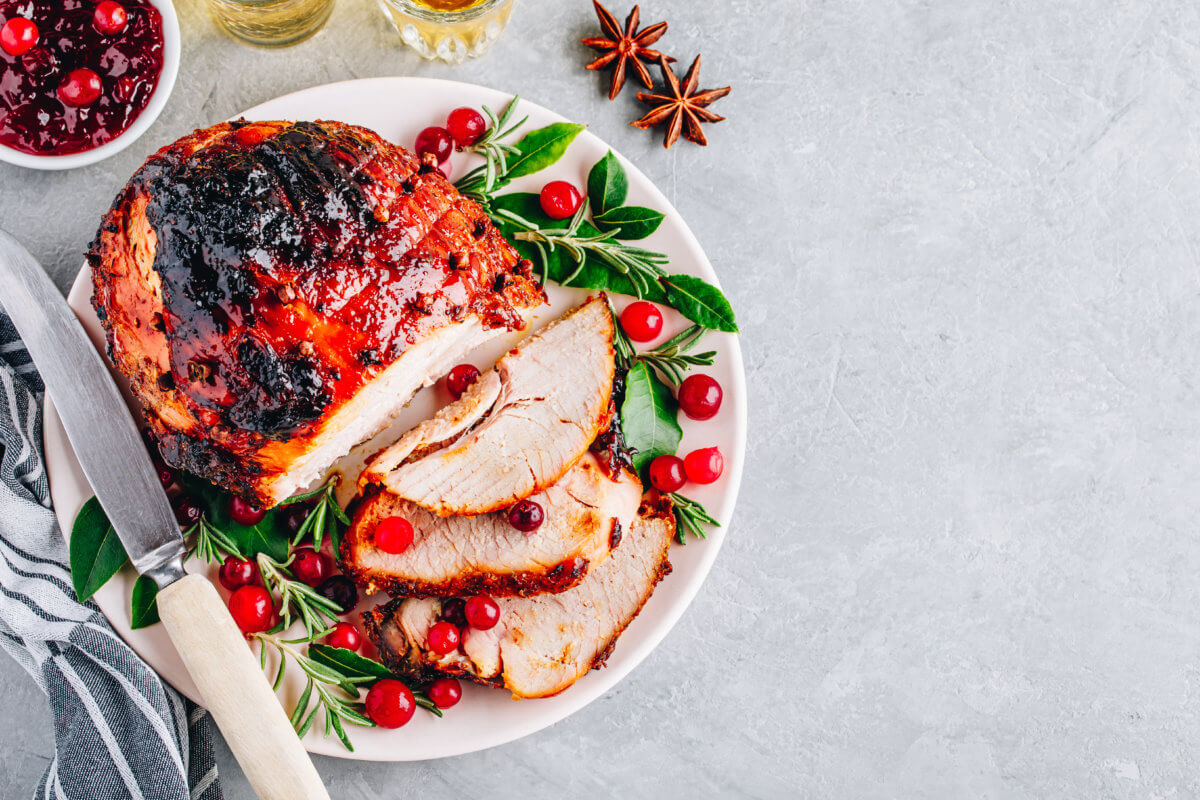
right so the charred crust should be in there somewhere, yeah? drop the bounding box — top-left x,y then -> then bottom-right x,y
609,520 -> 623,550
472,219 -> 488,239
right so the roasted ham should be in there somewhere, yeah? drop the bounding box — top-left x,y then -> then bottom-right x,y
363,499 -> 675,698
88,120 -> 545,507
361,296 -> 616,516
342,453 -> 641,598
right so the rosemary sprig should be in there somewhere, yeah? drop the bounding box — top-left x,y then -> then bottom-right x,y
636,325 -> 717,385
281,476 -> 351,552
669,493 -> 719,544
609,300 -> 637,372
187,515 -> 244,564
256,553 -> 341,639
256,632 -> 375,751
496,203 -> 670,296
454,96 -> 528,205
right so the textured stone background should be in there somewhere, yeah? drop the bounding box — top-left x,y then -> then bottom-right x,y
4,0 -> 1200,796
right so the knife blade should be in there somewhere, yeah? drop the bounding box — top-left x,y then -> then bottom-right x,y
0,230 -> 185,580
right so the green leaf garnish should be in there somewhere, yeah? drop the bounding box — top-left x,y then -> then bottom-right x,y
69,497 -> 128,602
593,205 -> 665,240
663,274 -> 739,333
620,361 -> 682,474
505,122 -> 586,179
586,150 -> 628,215
130,574 -> 160,629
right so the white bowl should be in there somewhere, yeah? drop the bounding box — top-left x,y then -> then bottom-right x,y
0,0 -> 180,171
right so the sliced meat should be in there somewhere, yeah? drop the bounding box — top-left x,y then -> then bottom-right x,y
363,498 -> 675,698
343,453 -> 642,597
362,296 -> 616,516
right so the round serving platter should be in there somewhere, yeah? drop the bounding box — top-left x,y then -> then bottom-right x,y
43,77 -> 746,761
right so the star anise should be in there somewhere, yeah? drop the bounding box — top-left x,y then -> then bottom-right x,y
632,55 -> 731,149
581,1 -> 673,101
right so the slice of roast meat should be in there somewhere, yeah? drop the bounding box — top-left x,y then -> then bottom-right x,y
88,120 -> 545,507
361,296 -> 616,517
363,498 -> 675,699
342,453 -> 641,597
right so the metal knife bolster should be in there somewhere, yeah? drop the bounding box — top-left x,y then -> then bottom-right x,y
0,230 -> 189,588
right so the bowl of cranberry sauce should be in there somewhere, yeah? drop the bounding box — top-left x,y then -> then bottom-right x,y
0,0 -> 179,169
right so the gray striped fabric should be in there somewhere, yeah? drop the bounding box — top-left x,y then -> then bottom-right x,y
0,312 -> 224,800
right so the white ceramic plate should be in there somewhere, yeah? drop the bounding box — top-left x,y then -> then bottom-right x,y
0,0 -> 180,170
43,77 -> 746,761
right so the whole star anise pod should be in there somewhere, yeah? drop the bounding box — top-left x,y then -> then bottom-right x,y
581,1 -> 673,101
632,55 -> 732,149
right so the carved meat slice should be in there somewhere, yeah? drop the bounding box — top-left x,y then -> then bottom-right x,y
361,296 -> 616,517
362,500 -> 675,699
342,453 -> 642,597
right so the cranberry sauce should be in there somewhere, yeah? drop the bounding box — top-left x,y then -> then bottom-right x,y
0,0 -> 163,156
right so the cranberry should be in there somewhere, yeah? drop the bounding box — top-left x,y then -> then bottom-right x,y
316,576 -> 358,614
365,679 -> 416,728
154,460 -> 177,489
427,621 -> 460,655
324,622 -> 362,652
57,68 -> 102,108
374,517 -> 414,555
280,504 -> 310,538
648,455 -> 687,493
508,499 -> 544,533
113,75 -> 137,104
539,181 -> 583,220
228,496 -> 266,526
446,107 -> 486,147
415,126 -> 453,163
440,597 -> 468,628
683,446 -> 724,484
620,301 -> 664,342
218,556 -> 257,591
464,595 -> 500,631
678,374 -> 723,420
291,547 -> 331,587
0,17 -> 38,57
427,677 -> 462,709
445,364 -> 480,400
93,1 -> 129,35
228,585 -> 273,634
171,495 -> 203,528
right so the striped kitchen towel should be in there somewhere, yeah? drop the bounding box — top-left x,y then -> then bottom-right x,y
0,311 -> 223,800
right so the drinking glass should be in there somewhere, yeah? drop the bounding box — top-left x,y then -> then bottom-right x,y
377,0 -> 516,63
208,0 -> 335,47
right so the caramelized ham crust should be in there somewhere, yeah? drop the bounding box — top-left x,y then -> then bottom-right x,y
363,498 -> 675,698
88,120 -> 545,506
342,453 -> 642,598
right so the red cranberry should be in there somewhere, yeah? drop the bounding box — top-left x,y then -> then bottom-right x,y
464,595 -> 500,631
440,597 -> 468,628
154,460 -> 177,489
648,455 -> 687,493
427,621 -> 460,655
316,576 -> 358,614
365,679 -> 416,728
113,75 -> 137,104
218,556 -> 257,591
93,1 -> 128,35
415,126 -> 453,163
291,547 -> 331,587
0,17 -> 38,57
228,496 -> 266,526
620,301 -> 664,342
427,677 -> 462,709
324,622 -> 362,652
57,68 -> 102,108
445,364 -> 480,400
171,495 -> 203,528
280,504 -> 310,538
539,181 -> 583,220
683,446 -> 724,484
678,374 -> 723,420
508,499 -> 544,533
374,517 -> 414,555
446,107 -> 487,147
228,585 -> 273,634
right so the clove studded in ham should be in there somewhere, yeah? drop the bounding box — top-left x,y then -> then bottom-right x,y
362,499 -> 675,698
342,453 -> 642,598
361,296 -> 617,517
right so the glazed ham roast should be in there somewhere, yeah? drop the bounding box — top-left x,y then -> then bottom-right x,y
88,119 -> 544,507
343,453 -> 642,598
363,499 -> 676,698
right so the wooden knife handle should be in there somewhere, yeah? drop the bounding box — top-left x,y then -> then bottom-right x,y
157,574 -> 330,800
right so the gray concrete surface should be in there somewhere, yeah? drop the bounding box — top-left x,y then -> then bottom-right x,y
4,0 -> 1200,796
